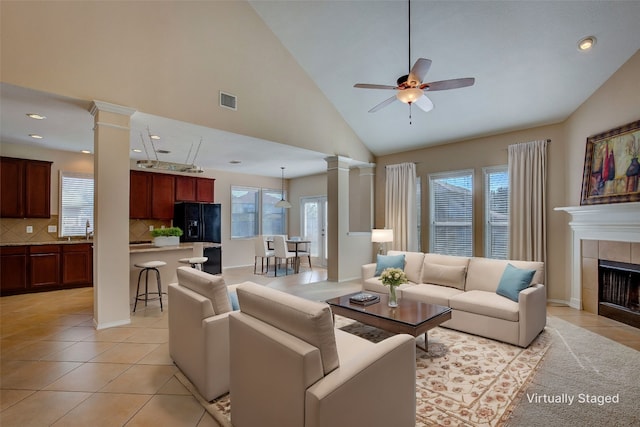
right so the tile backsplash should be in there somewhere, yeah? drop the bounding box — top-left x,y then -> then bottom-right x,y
0,216 -> 170,244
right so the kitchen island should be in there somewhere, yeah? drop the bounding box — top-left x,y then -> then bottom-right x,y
129,242 -> 221,305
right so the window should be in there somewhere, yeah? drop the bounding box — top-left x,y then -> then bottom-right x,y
429,170 -> 473,256
262,188 -> 286,235
484,166 -> 509,259
59,171 -> 94,237
231,186 -> 286,238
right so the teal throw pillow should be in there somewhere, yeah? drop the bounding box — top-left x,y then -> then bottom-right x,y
374,254 -> 405,277
496,263 -> 536,302
228,290 -> 240,311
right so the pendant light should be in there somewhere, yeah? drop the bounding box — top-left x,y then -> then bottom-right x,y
275,166 -> 292,209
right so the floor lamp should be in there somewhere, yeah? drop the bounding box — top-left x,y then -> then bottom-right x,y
371,229 -> 394,255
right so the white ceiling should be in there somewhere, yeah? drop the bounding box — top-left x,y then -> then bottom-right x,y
2,1 -> 640,177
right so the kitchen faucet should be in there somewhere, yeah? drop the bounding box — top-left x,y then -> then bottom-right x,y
86,220 -> 93,240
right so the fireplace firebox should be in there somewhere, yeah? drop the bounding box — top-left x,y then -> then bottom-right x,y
598,260 -> 640,328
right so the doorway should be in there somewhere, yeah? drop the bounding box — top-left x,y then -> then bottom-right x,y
300,196 -> 327,267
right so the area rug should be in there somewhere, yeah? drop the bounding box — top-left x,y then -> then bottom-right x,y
176,316 -> 551,427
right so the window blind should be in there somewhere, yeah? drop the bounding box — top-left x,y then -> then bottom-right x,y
231,186 -> 286,238
59,171 -> 94,237
484,166 -> 509,259
429,170 -> 473,256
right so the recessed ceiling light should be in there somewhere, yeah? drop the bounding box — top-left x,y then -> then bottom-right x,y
229,160 -> 241,164
29,134 -> 44,139
81,150 -> 91,154
26,113 -> 46,120
156,149 -> 171,154
150,134 -> 161,140
132,148 -> 142,153
578,36 -> 596,52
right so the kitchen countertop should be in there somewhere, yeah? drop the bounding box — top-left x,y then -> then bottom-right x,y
0,240 -> 94,247
129,242 -> 220,253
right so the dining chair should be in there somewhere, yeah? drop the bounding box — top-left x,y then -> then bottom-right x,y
273,235 -> 296,276
253,236 -> 275,274
295,241 -> 312,271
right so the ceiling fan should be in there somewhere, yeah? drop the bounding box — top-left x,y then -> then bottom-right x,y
353,0 -> 475,119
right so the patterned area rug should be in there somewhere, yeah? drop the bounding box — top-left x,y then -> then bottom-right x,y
177,316 -> 551,427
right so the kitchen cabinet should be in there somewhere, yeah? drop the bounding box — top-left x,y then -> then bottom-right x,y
175,176 -> 215,203
130,170 -> 152,219
0,246 -> 27,293
0,157 -> 52,218
29,245 -> 60,289
130,170 -> 175,220
0,243 -> 93,296
62,243 -> 93,286
151,173 -> 175,219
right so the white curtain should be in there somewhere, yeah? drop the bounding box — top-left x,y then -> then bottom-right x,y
385,162 -> 418,251
508,140 -> 548,262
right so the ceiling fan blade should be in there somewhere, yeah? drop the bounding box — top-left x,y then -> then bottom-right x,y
423,77 -> 475,91
407,58 -> 432,85
413,95 -> 434,112
354,83 -> 398,90
368,95 -> 397,113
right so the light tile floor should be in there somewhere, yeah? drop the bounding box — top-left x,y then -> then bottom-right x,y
2,266 -> 638,426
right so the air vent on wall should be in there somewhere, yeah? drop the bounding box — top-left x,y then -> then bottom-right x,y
219,91 -> 237,111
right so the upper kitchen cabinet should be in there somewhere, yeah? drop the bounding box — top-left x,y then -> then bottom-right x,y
130,170 -> 175,220
151,173 -> 175,220
0,157 -> 52,218
175,175 -> 215,203
129,170 -> 152,219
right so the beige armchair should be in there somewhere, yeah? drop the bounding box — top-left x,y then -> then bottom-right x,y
229,282 -> 416,427
168,266 -> 249,401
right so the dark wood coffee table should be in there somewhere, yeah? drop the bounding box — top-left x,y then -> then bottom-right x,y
326,291 -> 452,351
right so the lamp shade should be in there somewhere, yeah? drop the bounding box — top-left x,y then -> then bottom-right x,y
371,229 -> 394,243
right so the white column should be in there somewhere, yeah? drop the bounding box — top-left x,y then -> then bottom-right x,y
325,156 -> 350,282
358,164 -> 375,232
90,101 -> 136,329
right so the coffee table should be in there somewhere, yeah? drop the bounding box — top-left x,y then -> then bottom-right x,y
326,291 -> 452,351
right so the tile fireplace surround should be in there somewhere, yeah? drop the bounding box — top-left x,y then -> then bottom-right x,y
556,202 -> 640,312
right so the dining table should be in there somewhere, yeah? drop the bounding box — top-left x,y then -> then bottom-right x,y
266,238 -> 311,274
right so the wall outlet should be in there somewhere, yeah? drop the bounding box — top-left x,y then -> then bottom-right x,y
26,226 -> 33,233
149,225 -> 154,231
160,225 -> 165,229
48,225 -> 57,233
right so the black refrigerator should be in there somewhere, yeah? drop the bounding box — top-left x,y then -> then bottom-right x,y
174,202 -> 222,274
173,202 -> 221,243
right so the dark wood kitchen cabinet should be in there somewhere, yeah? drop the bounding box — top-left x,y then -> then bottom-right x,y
0,246 -> 28,293
151,173 -> 175,219
175,176 -> 215,203
129,170 -> 152,219
130,170 -> 176,220
0,243 -> 93,296
62,243 -> 93,286
0,157 -> 52,218
29,244 -> 60,289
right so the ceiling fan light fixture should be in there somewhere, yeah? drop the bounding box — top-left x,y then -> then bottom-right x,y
396,88 -> 424,104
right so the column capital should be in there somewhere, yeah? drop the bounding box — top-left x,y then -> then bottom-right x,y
90,100 -> 136,117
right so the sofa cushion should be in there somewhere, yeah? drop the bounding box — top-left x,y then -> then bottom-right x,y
465,258 -> 544,292
401,284 -> 464,307
421,263 -> 467,290
388,250 -> 425,284
496,263 -> 536,302
449,290 -> 519,322
374,254 -> 405,276
235,282 -> 339,375
177,266 -> 232,315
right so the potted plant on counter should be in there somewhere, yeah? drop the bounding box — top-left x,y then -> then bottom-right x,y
151,227 -> 183,247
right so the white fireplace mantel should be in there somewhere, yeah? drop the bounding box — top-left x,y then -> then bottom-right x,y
555,202 -> 640,309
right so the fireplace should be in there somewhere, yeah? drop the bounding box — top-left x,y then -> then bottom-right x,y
598,260 -> 640,328
556,202 -> 640,318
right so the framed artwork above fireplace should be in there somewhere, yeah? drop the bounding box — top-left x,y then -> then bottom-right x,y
580,119 -> 640,205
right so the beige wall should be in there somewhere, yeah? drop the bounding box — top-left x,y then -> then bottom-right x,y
1,1 -> 372,165
375,49 -> 640,304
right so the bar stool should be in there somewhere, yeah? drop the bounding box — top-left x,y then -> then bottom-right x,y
133,260 -> 167,312
179,256 -> 208,271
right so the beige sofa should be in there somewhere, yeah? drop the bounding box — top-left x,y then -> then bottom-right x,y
168,266 -> 252,401
362,251 -> 546,347
229,282 -> 417,427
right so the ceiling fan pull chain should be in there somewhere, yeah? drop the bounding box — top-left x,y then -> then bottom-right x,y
409,103 -> 413,125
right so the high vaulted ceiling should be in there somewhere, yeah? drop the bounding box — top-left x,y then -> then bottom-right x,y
2,1 -> 640,177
